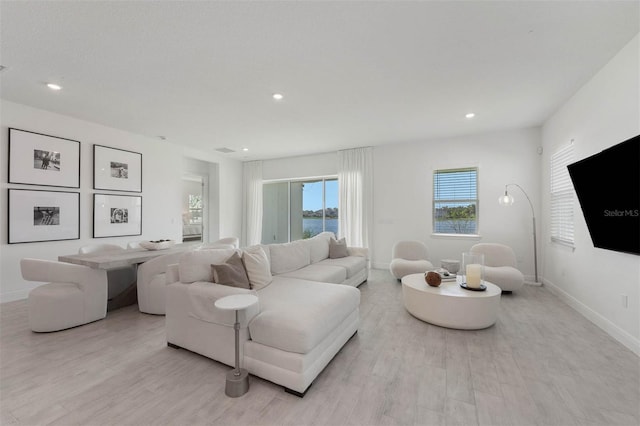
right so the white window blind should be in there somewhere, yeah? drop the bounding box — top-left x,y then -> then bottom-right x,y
433,168 -> 478,234
550,144 -> 575,245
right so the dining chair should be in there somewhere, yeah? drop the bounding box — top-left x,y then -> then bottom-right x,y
126,241 -> 142,250
198,236 -> 240,249
20,258 -> 108,332
137,251 -> 185,315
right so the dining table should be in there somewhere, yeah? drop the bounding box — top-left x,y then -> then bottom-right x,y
58,242 -> 200,311
58,242 -> 199,270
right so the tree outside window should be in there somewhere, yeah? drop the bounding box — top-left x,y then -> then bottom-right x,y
262,178 -> 338,243
188,194 -> 203,224
433,168 -> 478,234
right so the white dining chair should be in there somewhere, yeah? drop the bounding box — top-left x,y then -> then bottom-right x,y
126,241 -> 142,250
137,251 -> 185,315
21,258 -> 108,332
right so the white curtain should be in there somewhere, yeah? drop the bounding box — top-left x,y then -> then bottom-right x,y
242,161 -> 263,247
338,147 -> 373,251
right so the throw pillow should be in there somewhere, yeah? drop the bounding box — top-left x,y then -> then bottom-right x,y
308,232 -> 332,263
210,251 -> 251,289
329,237 -> 349,259
178,248 -> 238,283
242,246 -> 273,290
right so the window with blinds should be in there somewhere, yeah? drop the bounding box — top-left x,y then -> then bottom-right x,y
433,167 -> 478,234
550,144 -> 575,245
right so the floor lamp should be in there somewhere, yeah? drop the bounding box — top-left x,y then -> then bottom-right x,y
498,184 -> 541,285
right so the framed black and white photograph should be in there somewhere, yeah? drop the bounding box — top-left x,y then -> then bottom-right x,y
93,145 -> 142,192
93,193 -> 142,238
8,128 -> 81,188
8,189 -> 80,243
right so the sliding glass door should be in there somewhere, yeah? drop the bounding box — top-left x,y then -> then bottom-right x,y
262,178 -> 338,244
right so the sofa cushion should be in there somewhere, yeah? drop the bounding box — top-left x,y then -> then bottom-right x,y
242,245 -> 273,290
278,264 -> 347,284
329,237 -> 349,259
211,251 -> 250,289
269,240 -> 311,275
249,277 -> 360,353
308,232 -> 333,263
187,281 -> 257,326
318,256 -> 367,278
178,248 -> 238,283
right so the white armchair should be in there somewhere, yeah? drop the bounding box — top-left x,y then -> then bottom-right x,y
389,240 -> 435,280
470,243 -> 524,292
20,258 -> 108,332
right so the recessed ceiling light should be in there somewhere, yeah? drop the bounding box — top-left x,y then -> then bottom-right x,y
272,93 -> 284,101
47,83 -> 62,91
465,113 -> 475,119
242,148 -> 249,152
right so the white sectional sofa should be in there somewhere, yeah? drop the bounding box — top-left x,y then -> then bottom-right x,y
137,239 -> 239,315
165,232 -> 368,396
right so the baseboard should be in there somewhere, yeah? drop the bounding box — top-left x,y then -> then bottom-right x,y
543,278 -> 640,356
371,262 -> 389,270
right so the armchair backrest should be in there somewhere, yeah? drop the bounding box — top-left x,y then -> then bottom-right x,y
20,258 -> 108,315
470,243 -> 517,268
392,240 -> 429,261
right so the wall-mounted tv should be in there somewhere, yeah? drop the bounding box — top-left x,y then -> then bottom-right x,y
567,134 -> 639,255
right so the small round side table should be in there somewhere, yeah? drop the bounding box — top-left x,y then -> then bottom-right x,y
214,293 -> 259,397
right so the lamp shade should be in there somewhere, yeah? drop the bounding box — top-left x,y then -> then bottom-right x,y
498,192 -> 514,206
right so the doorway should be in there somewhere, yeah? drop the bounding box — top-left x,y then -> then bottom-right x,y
182,174 -> 206,242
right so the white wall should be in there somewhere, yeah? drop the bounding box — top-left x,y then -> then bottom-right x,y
260,128 -> 542,279
541,34 -> 640,354
0,100 -> 242,302
372,128 -> 542,275
262,152 -> 337,181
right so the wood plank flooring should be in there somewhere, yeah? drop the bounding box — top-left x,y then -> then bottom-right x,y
1,269 -> 638,426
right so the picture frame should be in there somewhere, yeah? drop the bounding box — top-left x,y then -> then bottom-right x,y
93,145 -> 142,192
8,189 -> 80,244
8,128 -> 81,188
93,193 -> 142,238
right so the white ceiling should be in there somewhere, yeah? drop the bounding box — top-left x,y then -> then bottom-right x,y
1,1 -> 638,161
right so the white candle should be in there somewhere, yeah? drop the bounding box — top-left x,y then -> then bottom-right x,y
466,264 -> 482,288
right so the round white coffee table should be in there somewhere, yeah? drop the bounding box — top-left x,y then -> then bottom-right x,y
401,273 -> 501,329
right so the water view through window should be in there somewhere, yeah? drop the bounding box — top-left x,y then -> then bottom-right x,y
262,178 -> 338,243
433,168 -> 478,234
302,179 -> 338,238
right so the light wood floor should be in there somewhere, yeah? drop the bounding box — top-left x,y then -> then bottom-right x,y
1,269 -> 638,426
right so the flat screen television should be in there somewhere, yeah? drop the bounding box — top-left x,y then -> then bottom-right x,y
567,134 -> 639,255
